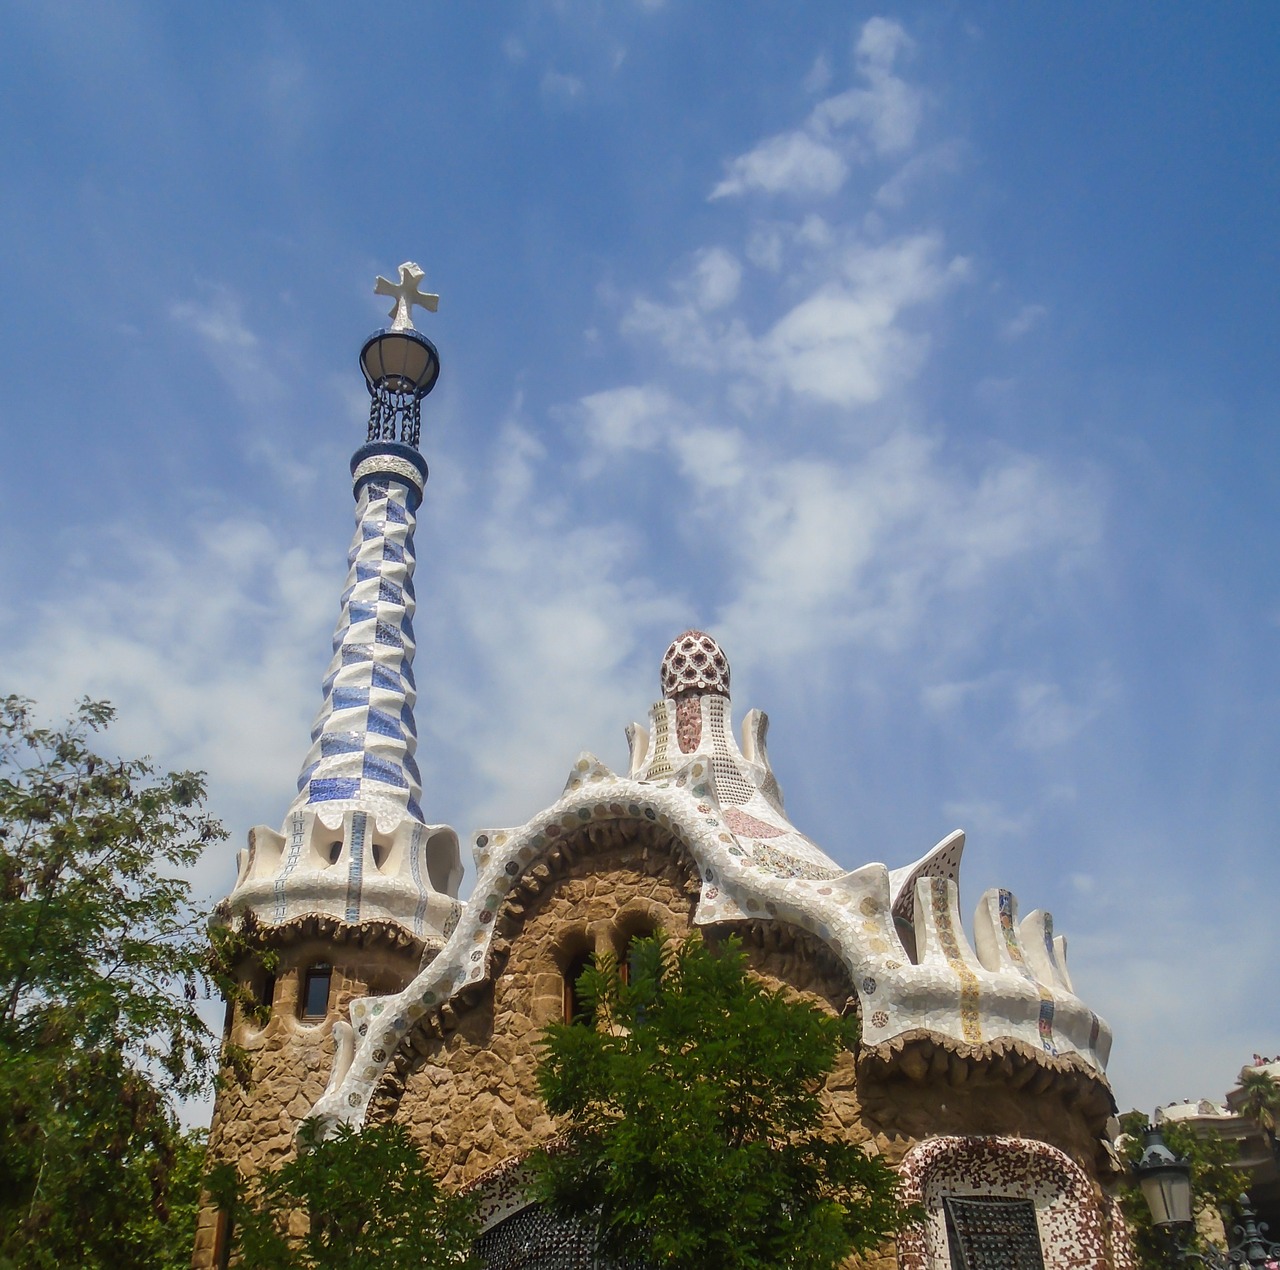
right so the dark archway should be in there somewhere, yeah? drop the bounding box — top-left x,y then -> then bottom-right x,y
474,1202 -> 645,1270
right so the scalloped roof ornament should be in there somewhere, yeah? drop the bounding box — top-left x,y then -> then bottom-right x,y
303,632 -> 1113,1136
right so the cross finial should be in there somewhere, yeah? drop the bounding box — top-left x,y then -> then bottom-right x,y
374,261 -> 440,332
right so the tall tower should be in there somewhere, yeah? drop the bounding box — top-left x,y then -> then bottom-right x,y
194,264 -> 464,1270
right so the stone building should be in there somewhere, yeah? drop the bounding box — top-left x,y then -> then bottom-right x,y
195,267 -> 1131,1270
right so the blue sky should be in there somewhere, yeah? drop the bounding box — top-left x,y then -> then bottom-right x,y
2,2 -> 1277,1122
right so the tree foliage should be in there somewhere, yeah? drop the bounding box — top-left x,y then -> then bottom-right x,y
0,696 -> 226,1268
1116,1111 -> 1242,1270
533,932 -> 916,1270
1235,1068 -> 1280,1162
209,1119 -> 482,1269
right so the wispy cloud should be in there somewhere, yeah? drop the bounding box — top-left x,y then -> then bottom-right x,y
541,69 -> 585,101
624,232 -> 969,408
171,287 -> 284,408
711,17 -> 922,200
1002,302 -> 1049,341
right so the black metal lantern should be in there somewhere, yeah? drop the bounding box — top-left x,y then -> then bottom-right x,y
359,327 -> 440,450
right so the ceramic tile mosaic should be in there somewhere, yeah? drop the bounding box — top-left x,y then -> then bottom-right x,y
222,445 -> 463,941
290,462 -> 425,827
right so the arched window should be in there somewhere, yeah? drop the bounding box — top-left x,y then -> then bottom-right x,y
563,951 -> 595,1026
301,964 -> 332,1020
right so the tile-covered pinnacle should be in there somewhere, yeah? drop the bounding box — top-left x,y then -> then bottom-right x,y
288,442 -> 428,832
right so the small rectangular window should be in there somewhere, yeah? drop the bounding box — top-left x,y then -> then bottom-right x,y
259,973 -> 276,1011
214,1209 -> 234,1270
563,953 -> 595,1026
301,965 -> 332,1020
944,1196 -> 1045,1270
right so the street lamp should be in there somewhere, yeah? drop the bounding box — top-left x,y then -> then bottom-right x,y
1133,1122 -> 1280,1269
1136,1126 -> 1194,1228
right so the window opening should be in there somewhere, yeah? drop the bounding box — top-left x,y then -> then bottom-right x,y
326,840 -> 342,866
563,952 -> 595,1026
258,971 -> 276,1012
301,964 -> 332,1020
372,839 -> 390,870
943,1196 -> 1045,1270
619,931 -> 654,987
214,1209 -> 234,1270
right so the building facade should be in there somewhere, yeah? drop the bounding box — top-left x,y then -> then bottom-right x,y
195,271 -> 1131,1270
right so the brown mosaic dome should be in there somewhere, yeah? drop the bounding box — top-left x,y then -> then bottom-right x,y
660,630 -> 730,699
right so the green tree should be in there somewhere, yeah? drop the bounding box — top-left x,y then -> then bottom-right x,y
0,695 -> 226,1268
210,1119 -> 481,1269
1235,1068 -> 1280,1163
1116,1111 -> 1241,1270
533,932 -> 916,1270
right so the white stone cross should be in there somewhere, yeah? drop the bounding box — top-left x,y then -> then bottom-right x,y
374,261 -> 440,331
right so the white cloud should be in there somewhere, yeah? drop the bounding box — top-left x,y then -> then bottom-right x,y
171,287 -> 284,409
711,17 -> 924,202
1002,303 -> 1049,340
171,292 -> 255,349
804,53 -> 832,95
541,69 -> 584,100
1012,677 -> 1113,751
855,16 -> 915,71
710,130 -> 849,201
920,675 -> 992,714
576,384 -> 678,461
942,798 -> 1032,840
419,420 -> 685,828
686,246 -> 743,311
716,437 -> 1098,661
874,140 -> 965,210
0,516 -> 336,901
581,391 -> 1100,664
624,232 -> 969,408
1073,875 -> 1280,1112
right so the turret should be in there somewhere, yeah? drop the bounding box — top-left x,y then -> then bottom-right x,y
225,262 -> 462,946
194,263 -> 463,1270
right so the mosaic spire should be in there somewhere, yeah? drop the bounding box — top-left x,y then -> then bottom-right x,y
287,445 -> 427,829
286,266 -> 443,830
220,265 -> 462,942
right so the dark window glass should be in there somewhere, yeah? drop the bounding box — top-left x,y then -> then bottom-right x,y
301,965 -> 332,1019
943,1196 -> 1045,1270
563,952 -> 595,1026
259,973 -> 276,1011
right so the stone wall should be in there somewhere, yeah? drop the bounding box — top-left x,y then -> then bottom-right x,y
191,935 -> 421,1269
382,824 -> 701,1187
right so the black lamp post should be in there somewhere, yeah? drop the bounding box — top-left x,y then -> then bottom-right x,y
1133,1122 -> 1280,1269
